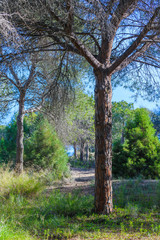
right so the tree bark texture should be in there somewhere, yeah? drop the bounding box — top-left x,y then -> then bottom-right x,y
15,92 -> 25,174
73,142 -> 77,159
94,69 -> 113,214
85,143 -> 89,161
80,139 -> 85,161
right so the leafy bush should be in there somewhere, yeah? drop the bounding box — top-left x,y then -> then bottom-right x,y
24,117 -> 69,179
113,108 -> 160,178
0,120 -> 17,165
0,114 -> 69,179
0,113 -> 38,165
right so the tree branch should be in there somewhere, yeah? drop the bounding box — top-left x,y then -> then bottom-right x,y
108,7 -> 160,74
133,59 -> 160,68
45,4 -> 65,27
0,72 -> 18,89
51,35 -> 81,55
9,64 -> 21,87
110,0 -> 138,34
69,33 -> 101,69
112,42 -> 152,73
65,0 -> 74,34
75,31 -> 101,52
23,59 -> 36,89
24,104 -> 43,114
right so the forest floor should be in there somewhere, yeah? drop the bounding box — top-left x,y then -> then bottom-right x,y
0,167 -> 160,240
47,167 -> 159,197
47,167 -> 95,195
44,167 -> 160,240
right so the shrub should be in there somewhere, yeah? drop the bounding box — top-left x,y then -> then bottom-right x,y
0,113 -> 37,165
113,108 -> 160,178
0,119 -> 17,165
0,114 -> 69,180
24,117 -> 69,179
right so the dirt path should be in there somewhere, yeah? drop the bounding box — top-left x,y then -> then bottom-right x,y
47,167 -> 95,195
46,167 -> 159,195
63,167 -> 95,194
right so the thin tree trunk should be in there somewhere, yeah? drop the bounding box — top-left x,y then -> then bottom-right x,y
15,92 -> 25,174
94,69 -> 113,214
73,142 -> 77,159
85,143 -> 89,161
80,139 -> 85,161
121,122 -> 125,144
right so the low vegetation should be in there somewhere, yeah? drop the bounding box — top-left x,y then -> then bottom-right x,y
0,168 -> 159,240
0,167 -> 44,197
0,114 -> 69,180
0,106 -> 159,239
113,108 -> 160,178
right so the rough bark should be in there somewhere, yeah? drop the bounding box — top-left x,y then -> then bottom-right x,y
85,143 -> 89,161
15,91 -> 25,174
94,69 -> 113,214
73,142 -> 77,159
80,139 -> 85,161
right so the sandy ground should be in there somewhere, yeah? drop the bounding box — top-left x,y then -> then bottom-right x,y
46,167 -> 95,195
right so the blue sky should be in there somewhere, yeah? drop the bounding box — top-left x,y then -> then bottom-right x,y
112,86 -> 159,111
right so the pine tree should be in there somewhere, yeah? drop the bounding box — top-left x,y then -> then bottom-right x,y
113,108 -> 160,178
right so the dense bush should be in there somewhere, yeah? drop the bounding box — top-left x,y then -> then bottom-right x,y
113,108 -> 160,178
0,120 -> 17,165
0,113 -> 37,165
0,114 -> 69,179
24,117 -> 69,178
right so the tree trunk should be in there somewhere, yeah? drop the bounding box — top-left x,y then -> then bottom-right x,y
73,142 -> 77,159
15,92 -> 25,174
121,122 -> 125,144
80,139 -> 85,161
121,131 -> 125,144
94,68 -> 113,214
85,143 -> 89,161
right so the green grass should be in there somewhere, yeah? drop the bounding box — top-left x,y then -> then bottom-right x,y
0,167 -> 45,197
0,168 -> 160,239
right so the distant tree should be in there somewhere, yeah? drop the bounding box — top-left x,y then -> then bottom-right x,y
58,89 -> 95,161
112,101 -> 134,143
0,114 -> 69,178
113,108 -> 160,178
0,114 -> 35,165
0,47 -> 77,173
150,109 -> 160,139
24,116 -> 69,178
0,54 -> 49,173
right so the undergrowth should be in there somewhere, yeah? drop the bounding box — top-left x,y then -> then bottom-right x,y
0,167 -> 44,198
69,158 -> 95,169
0,168 -> 160,239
